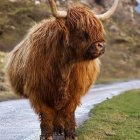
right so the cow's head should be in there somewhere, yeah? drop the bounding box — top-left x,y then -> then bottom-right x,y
48,0 -> 119,63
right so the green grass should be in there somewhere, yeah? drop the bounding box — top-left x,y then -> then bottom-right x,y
77,90 -> 140,140
0,91 -> 18,102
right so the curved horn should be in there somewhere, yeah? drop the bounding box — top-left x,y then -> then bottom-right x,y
48,0 -> 67,18
95,0 -> 119,20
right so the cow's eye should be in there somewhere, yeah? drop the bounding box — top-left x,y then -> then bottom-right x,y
83,31 -> 89,40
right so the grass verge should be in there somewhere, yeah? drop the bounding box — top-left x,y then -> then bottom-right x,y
0,91 -> 18,102
77,89 -> 140,140
0,51 -> 18,102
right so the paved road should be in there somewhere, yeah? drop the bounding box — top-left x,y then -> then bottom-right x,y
0,80 -> 140,140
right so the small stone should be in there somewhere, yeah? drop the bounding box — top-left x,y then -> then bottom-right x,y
109,25 -> 120,33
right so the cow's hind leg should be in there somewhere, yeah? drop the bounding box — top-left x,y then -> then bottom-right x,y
53,111 -> 65,137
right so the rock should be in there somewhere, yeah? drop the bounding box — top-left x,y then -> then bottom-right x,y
10,26 -> 16,30
109,25 -> 120,33
35,0 -> 41,5
0,29 -> 3,36
9,0 -> 18,2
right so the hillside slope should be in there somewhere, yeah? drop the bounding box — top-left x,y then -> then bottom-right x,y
0,0 -> 50,51
99,1 -> 140,82
0,0 -> 140,82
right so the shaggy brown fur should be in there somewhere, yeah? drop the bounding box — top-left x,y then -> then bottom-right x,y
6,5 -> 105,140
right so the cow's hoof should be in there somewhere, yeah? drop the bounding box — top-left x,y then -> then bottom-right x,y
47,136 -> 53,140
40,135 -> 53,140
54,125 -> 64,136
64,130 -> 77,140
65,137 -> 78,140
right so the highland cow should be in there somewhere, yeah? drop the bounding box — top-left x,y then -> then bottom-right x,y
5,0 -> 119,140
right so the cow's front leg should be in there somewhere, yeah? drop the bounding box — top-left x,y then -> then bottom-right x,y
62,102 -> 78,140
54,64 -> 71,110
40,106 -> 54,140
64,113 -> 77,140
